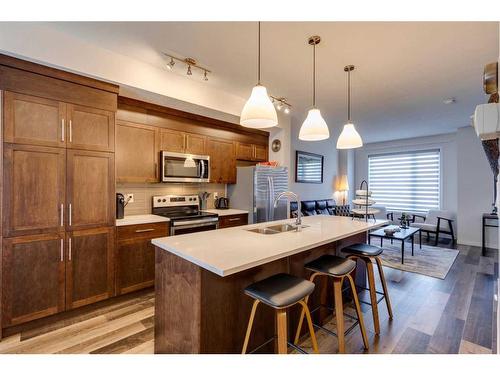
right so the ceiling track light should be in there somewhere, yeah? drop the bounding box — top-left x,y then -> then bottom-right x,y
240,21 -> 278,129
336,65 -> 363,149
298,35 -> 330,141
162,53 -> 211,81
270,95 -> 292,115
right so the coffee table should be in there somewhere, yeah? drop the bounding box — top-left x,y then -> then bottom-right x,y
368,225 -> 421,264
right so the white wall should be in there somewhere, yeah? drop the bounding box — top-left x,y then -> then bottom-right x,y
289,117 -> 340,201
354,129 -> 498,248
456,126 -> 498,248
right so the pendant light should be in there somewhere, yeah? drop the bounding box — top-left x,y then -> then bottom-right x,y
299,36 -> 330,141
336,65 -> 363,149
240,22 -> 278,129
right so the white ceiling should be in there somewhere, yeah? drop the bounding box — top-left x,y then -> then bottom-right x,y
50,22 -> 499,143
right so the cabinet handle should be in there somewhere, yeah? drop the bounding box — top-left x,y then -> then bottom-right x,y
69,120 -> 73,142
228,218 -> 240,222
60,203 -> 64,226
135,228 -> 155,233
60,239 -> 64,262
69,203 -> 72,226
68,238 -> 72,261
61,119 -> 65,142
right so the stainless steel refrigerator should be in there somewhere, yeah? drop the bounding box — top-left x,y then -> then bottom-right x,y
227,165 -> 289,224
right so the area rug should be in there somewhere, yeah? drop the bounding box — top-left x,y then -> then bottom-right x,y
378,240 -> 459,279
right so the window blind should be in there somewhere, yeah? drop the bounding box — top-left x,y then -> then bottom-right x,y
368,149 -> 440,213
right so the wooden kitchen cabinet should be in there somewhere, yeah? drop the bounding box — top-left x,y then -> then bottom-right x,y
218,213 -> 249,229
116,121 -> 159,183
66,149 -> 115,230
3,143 -> 66,237
1,233 -> 66,327
65,227 -> 115,309
3,91 -> 66,148
160,128 -> 206,155
207,138 -> 236,184
116,222 -> 169,295
235,142 -> 268,162
66,104 -> 115,152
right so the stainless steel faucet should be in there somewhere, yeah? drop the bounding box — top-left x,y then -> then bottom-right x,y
274,191 -> 302,227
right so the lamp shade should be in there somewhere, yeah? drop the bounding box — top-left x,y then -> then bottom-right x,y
336,123 -> 363,149
299,108 -> 330,141
240,85 -> 278,129
336,175 -> 349,191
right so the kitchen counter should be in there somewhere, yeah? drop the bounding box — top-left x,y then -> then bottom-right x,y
152,215 -> 385,277
153,214 -> 386,354
116,214 -> 170,226
203,208 -> 249,216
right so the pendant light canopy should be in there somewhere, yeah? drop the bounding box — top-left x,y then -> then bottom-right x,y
299,36 -> 330,141
337,65 -> 363,149
240,22 -> 278,129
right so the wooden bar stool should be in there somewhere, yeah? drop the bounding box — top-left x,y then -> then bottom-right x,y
294,255 -> 369,353
242,273 -> 319,354
342,243 -> 393,335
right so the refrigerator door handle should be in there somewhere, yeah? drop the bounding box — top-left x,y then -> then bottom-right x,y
270,176 -> 276,222
267,176 -> 273,222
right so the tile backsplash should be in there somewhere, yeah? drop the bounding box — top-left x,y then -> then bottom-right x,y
116,183 -> 226,216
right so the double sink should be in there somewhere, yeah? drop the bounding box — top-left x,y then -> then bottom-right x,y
247,223 -> 309,235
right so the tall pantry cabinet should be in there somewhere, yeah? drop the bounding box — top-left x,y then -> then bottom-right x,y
0,55 -> 118,336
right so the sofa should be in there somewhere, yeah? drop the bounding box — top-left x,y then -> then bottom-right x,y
290,199 -> 351,218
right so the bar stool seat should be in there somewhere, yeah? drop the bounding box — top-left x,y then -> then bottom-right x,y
305,254 -> 356,276
341,243 -> 393,336
244,273 -> 315,309
242,273 -> 319,354
341,243 -> 383,257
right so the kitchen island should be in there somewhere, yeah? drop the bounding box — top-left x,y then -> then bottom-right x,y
152,215 -> 386,354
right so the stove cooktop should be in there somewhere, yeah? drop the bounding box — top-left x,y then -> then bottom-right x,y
154,210 -> 218,221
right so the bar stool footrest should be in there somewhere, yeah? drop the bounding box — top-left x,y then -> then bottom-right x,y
248,336 -> 308,354
308,304 -> 361,338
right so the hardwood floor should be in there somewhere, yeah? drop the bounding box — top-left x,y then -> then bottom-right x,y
0,239 -> 497,354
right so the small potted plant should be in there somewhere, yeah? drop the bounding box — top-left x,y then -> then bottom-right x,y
400,212 -> 410,229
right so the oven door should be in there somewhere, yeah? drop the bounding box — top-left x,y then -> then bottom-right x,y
161,151 -> 210,183
170,218 -> 219,236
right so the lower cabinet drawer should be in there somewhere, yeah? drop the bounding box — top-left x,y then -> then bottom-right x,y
218,214 -> 248,229
116,222 -> 169,241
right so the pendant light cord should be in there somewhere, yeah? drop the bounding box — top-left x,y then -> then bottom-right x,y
258,21 -> 261,85
347,68 -> 351,122
313,42 -> 316,107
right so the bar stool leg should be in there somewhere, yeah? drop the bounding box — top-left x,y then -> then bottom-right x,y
294,273 -> 320,345
276,309 -> 288,354
333,277 -> 345,353
242,300 -> 260,354
365,259 -> 381,335
375,257 -> 393,320
346,274 -> 369,350
298,300 -> 319,354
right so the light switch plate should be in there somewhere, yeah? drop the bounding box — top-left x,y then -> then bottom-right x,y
125,193 -> 134,203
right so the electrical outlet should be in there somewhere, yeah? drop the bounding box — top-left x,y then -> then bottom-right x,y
125,193 -> 134,203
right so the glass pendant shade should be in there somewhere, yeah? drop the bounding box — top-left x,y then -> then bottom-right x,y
299,108 -> 330,141
240,85 -> 278,129
336,122 -> 363,149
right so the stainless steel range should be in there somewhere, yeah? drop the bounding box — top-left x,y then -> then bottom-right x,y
152,195 -> 218,236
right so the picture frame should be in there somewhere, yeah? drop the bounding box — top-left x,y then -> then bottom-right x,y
295,150 -> 324,183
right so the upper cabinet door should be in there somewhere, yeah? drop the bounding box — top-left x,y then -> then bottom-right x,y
185,133 -> 206,155
2,233 -> 66,327
116,121 -> 159,183
66,227 -> 115,309
66,104 -> 115,152
3,91 -> 66,148
67,150 -> 115,230
207,138 -> 236,184
3,144 -> 65,237
254,144 -> 268,162
160,128 -> 185,153
235,142 -> 254,161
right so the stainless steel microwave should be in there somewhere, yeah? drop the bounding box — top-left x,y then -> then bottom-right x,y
160,151 -> 210,183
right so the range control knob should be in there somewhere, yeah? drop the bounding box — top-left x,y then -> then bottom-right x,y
157,199 -> 161,202
162,199 -> 167,202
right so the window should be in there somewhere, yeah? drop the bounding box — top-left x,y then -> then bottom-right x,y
368,149 -> 440,213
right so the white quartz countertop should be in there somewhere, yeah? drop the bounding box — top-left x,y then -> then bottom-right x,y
116,214 -> 170,227
203,209 -> 249,216
152,215 -> 386,277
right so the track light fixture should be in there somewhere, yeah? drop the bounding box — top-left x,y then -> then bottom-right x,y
270,96 -> 292,115
162,53 -> 211,81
